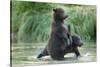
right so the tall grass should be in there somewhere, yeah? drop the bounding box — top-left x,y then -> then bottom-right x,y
18,12 -> 52,42
11,1 -> 55,33
66,6 -> 96,41
11,1 -> 96,43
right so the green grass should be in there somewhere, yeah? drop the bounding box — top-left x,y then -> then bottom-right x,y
11,42 -> 96,67
11,1 -> 96,43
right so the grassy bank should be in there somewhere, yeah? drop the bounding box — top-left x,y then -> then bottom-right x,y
11,1 -> 96,43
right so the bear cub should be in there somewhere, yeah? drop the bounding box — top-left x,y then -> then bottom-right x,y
64,35 -> 83,57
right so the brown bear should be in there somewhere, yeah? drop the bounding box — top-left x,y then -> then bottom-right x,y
37,35 -> 83,59
37,8 -> 72,60
64,35 -> 83,57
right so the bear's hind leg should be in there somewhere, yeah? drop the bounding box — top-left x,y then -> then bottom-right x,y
37,47 -> 48,58
51,50 -> 65,60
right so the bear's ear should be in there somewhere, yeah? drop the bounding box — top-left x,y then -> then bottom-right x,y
53,8 -> 56,12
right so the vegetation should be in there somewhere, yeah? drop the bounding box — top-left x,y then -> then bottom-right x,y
11,1 -> 96,66
11,1 -> 96,43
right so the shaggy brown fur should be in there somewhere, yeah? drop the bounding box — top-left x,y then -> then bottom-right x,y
37,8 -> 72,60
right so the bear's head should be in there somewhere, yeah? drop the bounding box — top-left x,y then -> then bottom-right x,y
53,8 -> 68,21
72,35 -> 83,47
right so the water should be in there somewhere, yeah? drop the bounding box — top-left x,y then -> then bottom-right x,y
11,42 -> 96,67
